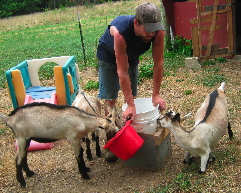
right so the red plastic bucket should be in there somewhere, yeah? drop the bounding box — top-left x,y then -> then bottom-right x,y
104,120 -> 144,161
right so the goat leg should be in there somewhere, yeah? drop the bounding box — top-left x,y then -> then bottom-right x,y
95,135 -> 101,157
16,155 -> 26,187
228,121 -> 233,140
22,139 -> 35,177
16,138 -> 30,187
77,147 -> 90,179
207,156 -> 216,164
183,152 -> 194,165
91,133 -> 96,141
198,152 -> 210,174
22,154 -> 35,177
85,137 -> 93,161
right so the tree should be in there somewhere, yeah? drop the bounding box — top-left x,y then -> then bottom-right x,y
0,0 -> 42,18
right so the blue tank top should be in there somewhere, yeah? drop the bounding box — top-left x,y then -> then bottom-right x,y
96,15 -> 156,66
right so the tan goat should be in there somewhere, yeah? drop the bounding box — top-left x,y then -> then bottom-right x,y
159,82 -> 233,173
72,91 -> 102,160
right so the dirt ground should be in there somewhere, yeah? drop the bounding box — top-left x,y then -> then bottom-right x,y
0,59 -> 240,193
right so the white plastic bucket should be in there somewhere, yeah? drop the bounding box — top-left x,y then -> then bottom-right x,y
122,98 -> 159,133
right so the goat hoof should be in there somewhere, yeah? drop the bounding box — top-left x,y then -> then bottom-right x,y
20,184 -> 26,188
208,156 -> 216,164
183,156 -> 194,165
87,156 -> 93,161
26,170 -> 35,177
105,156 -> 118,163
198,169 -> 205,174
86,167 -> 91,172
82,174 -> 90,180
19,181 -> 26,188
96,152 -> 101,157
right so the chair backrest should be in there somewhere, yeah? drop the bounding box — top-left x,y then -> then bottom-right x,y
27,56 -> 72,86
6,56 -> 80,108
6,60 -> 31,108
54,56 -> 79,105
61,56 -> 79,105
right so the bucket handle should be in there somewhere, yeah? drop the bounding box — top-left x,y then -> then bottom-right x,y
132,113 -> 160,125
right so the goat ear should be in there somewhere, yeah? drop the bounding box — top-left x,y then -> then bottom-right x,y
101,120 -> 109,129
181,113 -> 192,122
166,111 -> 173,117
172,113 -> 181,123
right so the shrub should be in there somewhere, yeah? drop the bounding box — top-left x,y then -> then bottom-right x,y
165,35 -> 192,57
138,62 -> 154,83
84,80 -> 99,90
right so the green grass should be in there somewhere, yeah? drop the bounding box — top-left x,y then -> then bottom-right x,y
0,23 -> 85,87
0,0 -> 192,89
0,128 -> 6,135
0,20 -> 103,70
0,0 -> 223,90
184,90 -> 193,95
0,3 -> 129,88
84,80 -> 99,90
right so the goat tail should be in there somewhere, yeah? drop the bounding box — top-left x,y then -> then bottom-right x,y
0,113 -> 8,123
219,82 -> 226,91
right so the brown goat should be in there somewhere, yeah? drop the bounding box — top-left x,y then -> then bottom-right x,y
0,102 -> 118,187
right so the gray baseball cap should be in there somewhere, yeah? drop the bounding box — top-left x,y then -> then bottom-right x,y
135,2 -> 164,33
